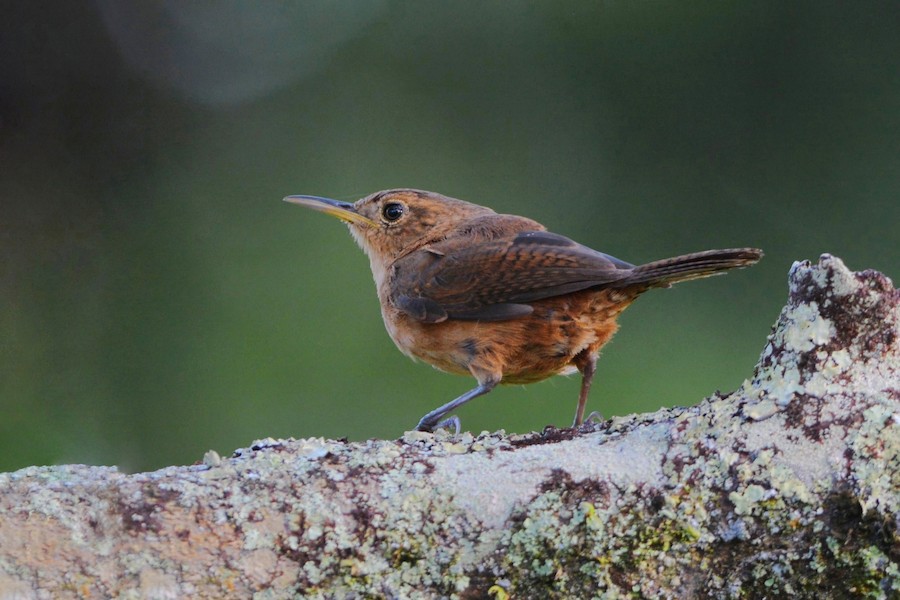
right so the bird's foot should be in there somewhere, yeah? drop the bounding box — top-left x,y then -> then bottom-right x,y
415,415 -> 461,436
436,415 -> 461,435
583,411 -> 605,424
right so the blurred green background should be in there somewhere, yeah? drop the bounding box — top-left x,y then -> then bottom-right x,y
2,2 -> 898,473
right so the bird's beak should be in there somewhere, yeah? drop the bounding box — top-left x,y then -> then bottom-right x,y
283,195 -> 377,227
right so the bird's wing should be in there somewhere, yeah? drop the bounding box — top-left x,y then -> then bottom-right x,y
392,231 -> 635,323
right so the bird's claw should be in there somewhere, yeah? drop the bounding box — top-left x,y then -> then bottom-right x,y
583,411 -> 605,424
435,415 -> 461,436
415,415 -> 461,436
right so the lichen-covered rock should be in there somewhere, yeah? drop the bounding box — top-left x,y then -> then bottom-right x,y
0,255 -> 897,599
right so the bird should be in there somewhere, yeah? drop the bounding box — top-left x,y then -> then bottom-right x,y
284,189 -> 762,433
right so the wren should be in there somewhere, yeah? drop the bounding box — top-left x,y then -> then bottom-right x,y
285,189 -> 762,433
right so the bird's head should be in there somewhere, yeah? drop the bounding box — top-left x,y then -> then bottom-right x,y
284,189 -> 495,269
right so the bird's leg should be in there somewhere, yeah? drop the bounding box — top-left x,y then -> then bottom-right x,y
415,377 -> 498,433
572,351 -> 599,427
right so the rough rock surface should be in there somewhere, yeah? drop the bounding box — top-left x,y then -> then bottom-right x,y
0,255 -> 897,599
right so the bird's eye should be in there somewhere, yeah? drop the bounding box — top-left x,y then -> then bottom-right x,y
382,202 -> 405,222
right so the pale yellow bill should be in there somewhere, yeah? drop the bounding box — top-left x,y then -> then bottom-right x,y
283,195 -> 377,227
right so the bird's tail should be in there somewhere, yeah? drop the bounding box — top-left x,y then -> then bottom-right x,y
618,248 -> 763,289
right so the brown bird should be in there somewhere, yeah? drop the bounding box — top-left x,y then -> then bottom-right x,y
284,189 -> 762,433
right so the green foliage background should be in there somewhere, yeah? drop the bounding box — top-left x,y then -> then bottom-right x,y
2,2 -> 898,472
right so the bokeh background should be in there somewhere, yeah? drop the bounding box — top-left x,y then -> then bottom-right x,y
2,1 -> 898,473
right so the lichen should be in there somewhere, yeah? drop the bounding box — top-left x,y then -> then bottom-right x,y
850,401 -> 900,517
